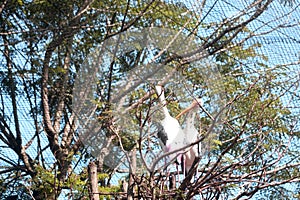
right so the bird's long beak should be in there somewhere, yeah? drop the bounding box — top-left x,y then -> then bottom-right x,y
176,101 -> 199,119
176,106 -> 193,119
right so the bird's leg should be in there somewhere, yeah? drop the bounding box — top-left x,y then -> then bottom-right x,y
164,168 -> 169,190
180,154 -> 186,176
176,163 -> 180,185
169,173 -> 176,190
160,172 -> 165,194
175,154 -> 183,184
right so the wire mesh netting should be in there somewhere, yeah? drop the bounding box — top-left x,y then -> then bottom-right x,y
0,0 -> 299,198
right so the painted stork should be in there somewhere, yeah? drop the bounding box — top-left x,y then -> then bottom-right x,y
176,98 -> 202,175
155,85 -> 185,164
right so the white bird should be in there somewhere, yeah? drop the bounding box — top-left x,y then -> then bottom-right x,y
176,98 -> 202,175
155,85 -> 185,164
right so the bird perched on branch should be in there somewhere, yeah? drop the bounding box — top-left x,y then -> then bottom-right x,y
155,85 -> 202,176
176,98 -> 202,175
155,85 -> 185,164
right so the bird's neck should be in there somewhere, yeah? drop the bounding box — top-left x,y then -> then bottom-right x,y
162,106 -> 170,117
158,92 -> 171,117
186,111 -> 196,127
188,110 -> 196,118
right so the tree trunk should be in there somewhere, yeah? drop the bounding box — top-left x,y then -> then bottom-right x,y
88,161 -> 99,200
128,148 -> 137,200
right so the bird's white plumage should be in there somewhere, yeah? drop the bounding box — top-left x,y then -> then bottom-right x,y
155,85 -> 201,175
176,99 -> 202,174
155,85 -> 185,163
